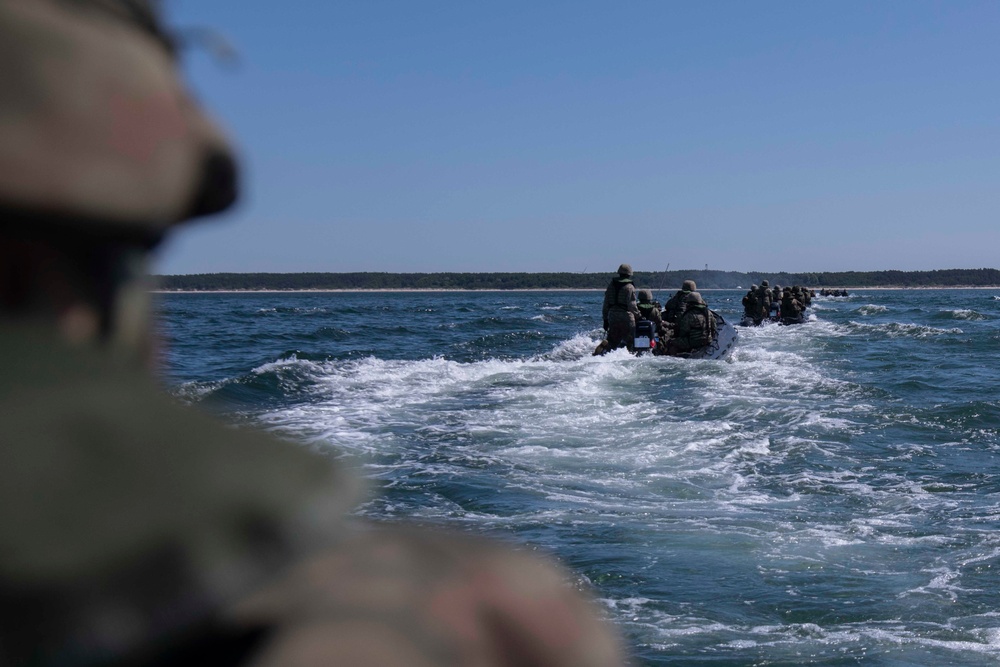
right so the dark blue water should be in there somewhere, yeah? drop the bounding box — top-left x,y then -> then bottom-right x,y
158,289 -> 1000,665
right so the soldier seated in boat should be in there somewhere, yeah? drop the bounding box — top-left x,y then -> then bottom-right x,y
795,285 -> 812,308
780,286 -> 804,323
633,289 -> 670,355
662,279 -> 697,325
667,292 -> 716,355
769,285 -> 783,319
636,289 -> 666,339
756,281 -> 773,320
742,284 -> 762,325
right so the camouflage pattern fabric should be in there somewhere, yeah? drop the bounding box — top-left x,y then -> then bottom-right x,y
661,289 -> 690,324
0,324 -> 358,665
755,285 -> 772,319
670,304 -> 715,353
602,276 -> 637,350
602,277 -> 637,324
637,301 -> 664,336
0,324 -> 629,666
229,525 -> 627,667
0,0 -> 236,237
742,289 -> 759,320
781,293 -> 803,319
605,310 -> 635,351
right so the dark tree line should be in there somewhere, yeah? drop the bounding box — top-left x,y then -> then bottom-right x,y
154,268 -> 1000,291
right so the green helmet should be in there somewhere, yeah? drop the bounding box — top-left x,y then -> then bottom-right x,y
0,0 -> 238,243
685,291 -> 705,305
0,0 -> 239,356
617,263 -> 633,277
638,289 -> 653,303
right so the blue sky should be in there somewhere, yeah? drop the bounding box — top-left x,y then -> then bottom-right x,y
155,1 -> 1000,275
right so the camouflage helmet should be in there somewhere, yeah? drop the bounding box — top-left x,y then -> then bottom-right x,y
681,279 -> 697,291
751,284 -> 758,290
617,263 -> 633,277
0,0 -> 238,242
761,280 -> 769,287
637,289 -> 653,303
685,291 -> 705,305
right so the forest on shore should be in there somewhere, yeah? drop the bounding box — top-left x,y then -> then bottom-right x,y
155,268 -> 1000,291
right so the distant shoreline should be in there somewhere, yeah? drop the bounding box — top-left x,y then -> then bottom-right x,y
153,286 -> 1000,294
154,269 -> 1000,292
152,288 -> 607,294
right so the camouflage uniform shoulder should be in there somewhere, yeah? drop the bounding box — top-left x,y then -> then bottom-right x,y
0,325 -> 358,664
228,523 -> 629,667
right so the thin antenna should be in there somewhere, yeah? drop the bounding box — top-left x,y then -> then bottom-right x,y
658,263 -> 670,299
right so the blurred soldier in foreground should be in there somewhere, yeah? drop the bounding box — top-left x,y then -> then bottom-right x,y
0,2 -> 628,665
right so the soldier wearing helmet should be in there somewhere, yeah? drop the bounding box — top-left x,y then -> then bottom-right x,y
755,281 -> 773,322
780,286 -> 804,324
666,291 -> 717,355
600,263 -> 639,352
636,288 -> 666,344
636,288 -> 663,326
0,3 -> 628,666
798,285 -> 812,308
742,285 -> 762,325
662,279 -> 697,325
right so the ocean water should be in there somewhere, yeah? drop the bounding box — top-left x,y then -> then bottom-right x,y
158,288 -> 1000,666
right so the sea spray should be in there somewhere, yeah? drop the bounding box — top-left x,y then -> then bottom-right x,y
161,289 -> 1000,666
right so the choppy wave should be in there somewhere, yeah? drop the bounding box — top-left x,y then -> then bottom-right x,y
257,306 -> 332,315
936,309 -> 991,321
849,320 -> 964,338
161,289 -> 1000,666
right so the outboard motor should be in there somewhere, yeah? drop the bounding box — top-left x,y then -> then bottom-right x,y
634,319 -> 657,354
